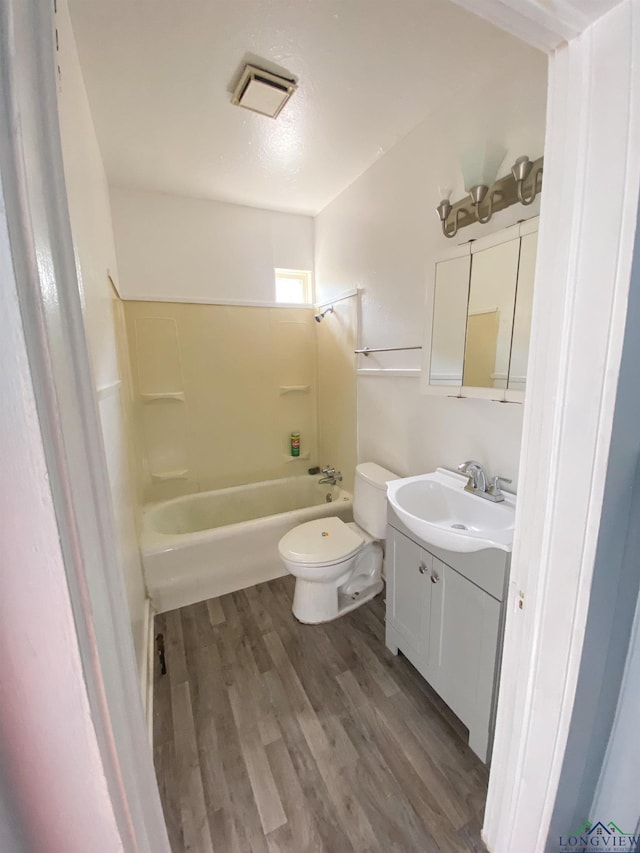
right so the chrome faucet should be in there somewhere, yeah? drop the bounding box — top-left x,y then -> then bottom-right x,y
458,460 -> 487,492
457,460 -> 511,503
319,465 -> 342,485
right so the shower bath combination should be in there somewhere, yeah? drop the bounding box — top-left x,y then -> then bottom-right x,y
141,474 -> 352,612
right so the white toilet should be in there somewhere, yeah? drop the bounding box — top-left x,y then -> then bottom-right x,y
278,462 -> 398,624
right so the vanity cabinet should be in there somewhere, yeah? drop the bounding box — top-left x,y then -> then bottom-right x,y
385,510 -> 509,763
386,532 -> 437,682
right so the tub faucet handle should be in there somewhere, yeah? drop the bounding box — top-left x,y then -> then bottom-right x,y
321,465 -> 336,475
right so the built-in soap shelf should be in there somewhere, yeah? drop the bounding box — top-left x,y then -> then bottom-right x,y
150,469 -> 189,482
283,451 -> 311,463
279,385 -> 311,395
141,391 -> 185,402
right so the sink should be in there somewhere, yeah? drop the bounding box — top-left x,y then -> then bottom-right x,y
386,468 -> 516,553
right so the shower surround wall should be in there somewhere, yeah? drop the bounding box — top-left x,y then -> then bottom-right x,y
110,186 -> 345,503
124,301 -> 319,503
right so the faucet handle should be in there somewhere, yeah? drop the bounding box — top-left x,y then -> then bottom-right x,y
488,475 -> 512,494
321,465 -> 335,475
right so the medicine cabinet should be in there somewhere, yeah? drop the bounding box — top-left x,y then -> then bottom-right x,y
422,217 -> 538,402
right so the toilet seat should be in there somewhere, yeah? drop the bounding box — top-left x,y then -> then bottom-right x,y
278,517 -> 363,567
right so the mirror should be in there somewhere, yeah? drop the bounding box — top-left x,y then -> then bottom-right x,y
508,230 -> 537,391
425,218 -> 538,400
462,238 -> 520,389
429,255 -> 470,386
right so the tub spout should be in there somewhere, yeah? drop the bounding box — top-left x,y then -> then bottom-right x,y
319,467 -> 342,485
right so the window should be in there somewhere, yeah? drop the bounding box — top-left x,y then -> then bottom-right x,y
274,268 -> 312,304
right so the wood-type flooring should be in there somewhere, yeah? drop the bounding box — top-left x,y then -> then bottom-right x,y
153,576 -> 488,852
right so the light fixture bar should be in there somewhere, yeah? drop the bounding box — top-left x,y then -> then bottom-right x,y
437,156 -> 543,238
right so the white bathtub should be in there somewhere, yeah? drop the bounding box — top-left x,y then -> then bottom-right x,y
141,475 -> 353,612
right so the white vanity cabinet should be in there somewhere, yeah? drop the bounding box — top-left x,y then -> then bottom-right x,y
386,532 -> 437,683
385,510 -> 509,763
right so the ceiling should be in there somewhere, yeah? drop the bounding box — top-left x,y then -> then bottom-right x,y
68,0 -> 544,216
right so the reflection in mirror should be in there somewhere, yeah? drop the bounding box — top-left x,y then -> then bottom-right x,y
508,231 -> 538,390
464,310 -> 499,387
462,239 -> 520,389
429,255 -> 470,385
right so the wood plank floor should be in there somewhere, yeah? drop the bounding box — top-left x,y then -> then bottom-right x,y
153,576 -> 488,853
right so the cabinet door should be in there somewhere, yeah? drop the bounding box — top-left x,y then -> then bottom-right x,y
385,527 -> 432,671
429,559 -> 500,760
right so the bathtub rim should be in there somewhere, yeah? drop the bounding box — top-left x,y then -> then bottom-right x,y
141,479 -> 353,556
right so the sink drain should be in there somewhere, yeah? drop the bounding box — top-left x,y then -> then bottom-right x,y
451,523 -> 468,530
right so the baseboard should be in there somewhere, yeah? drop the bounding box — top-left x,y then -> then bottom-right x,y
141,596 -> 155,746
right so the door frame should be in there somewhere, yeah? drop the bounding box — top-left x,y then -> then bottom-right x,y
0,2 -> 170,850
474,1 -> 640,850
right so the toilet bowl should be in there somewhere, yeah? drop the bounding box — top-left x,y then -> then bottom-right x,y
278,462 -> 397,623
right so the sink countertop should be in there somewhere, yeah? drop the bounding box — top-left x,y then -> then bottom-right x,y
386,468 -> 516,553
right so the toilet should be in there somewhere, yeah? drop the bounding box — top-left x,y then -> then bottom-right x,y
278,462 -> 398,624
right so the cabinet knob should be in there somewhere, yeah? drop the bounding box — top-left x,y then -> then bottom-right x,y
431,570 -> 440,584
418,563 -> 427,574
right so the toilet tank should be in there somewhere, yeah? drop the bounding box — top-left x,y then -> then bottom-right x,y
353,462 -> 398,539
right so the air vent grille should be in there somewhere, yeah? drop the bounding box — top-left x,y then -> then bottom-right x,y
231,64 -> 297,119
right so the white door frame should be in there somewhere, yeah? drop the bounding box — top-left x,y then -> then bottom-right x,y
0,2 -> 170,849
2,0 -> 638,850
471,1 -> 640,850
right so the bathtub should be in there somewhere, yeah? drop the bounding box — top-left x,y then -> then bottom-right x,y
141,475 -> 353,612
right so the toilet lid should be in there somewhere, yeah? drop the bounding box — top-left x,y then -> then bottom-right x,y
279,517 -> 364,565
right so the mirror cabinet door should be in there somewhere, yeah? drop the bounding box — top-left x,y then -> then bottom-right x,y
462,239 -> 520,390
429,255 -> 470,386
508,230 -> 538,391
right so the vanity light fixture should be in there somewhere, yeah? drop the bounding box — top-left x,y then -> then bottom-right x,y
460,142 -> 507,227
436,146 -> 544,238
511,155 -> 543,205
436,195 -> 470,239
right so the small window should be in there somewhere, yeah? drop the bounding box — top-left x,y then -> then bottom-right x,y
274,269 -> 312,305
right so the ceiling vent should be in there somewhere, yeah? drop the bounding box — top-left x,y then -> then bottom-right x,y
231,64 -> 297,119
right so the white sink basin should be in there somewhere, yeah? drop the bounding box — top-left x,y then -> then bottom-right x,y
386,468 -> 516,553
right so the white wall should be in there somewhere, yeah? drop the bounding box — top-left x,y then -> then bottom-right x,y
110,185 -> 314,303
358,378 -> 525,482
0,170 -> 123,852
57,3 -> 148,682
315,48 -> 547,486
